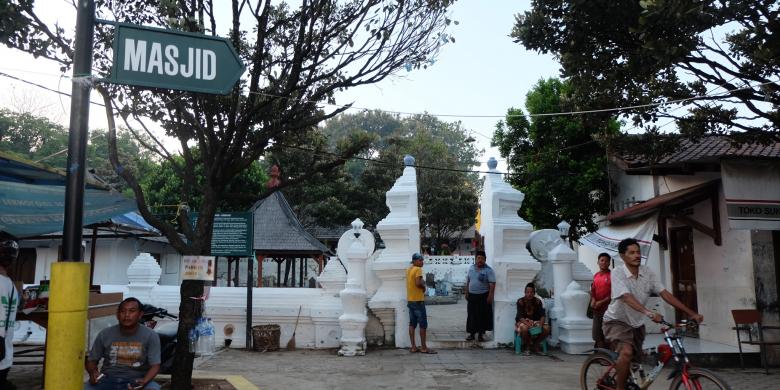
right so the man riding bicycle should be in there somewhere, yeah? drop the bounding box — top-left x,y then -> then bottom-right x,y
603,238 -> 703,390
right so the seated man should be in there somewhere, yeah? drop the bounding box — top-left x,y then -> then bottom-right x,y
515,282 -> 550,355
85,297 -> 161,390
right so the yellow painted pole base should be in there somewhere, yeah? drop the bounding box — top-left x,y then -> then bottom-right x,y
44,262 -> 90,389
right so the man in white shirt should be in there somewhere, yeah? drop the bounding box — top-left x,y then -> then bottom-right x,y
603,238 -> 703,390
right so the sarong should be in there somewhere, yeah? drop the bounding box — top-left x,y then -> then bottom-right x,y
466,292 -> 493,333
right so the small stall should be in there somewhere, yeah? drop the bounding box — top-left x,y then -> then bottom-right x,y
14,290 -> 123,365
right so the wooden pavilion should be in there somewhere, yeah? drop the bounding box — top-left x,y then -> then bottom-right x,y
249,190 -> 330,287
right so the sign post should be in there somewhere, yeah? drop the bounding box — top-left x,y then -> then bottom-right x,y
47,1 -> 96,387
109,23 -> 245,94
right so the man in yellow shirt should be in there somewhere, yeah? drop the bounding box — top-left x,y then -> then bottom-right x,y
406,253 -> 436,354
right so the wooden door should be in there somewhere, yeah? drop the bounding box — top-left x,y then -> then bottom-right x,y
670,227 -> 698,328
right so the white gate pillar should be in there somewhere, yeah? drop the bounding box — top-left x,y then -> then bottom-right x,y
367,156 -> 420,348
480,157 -> 540,345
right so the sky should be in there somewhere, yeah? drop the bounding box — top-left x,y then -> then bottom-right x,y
0,0 -> 560,173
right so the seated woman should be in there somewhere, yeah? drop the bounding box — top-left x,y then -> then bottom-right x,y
515,282 -> 550,355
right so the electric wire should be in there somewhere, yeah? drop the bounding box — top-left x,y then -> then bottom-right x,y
0,67 -> 775,121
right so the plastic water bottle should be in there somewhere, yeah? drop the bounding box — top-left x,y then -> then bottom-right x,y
205,318 -> 216,354
195,317 -> 207,355
188,328 -> 198,353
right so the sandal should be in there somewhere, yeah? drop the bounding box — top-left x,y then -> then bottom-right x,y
410,347 -> 420,353
420,349 -> 438,354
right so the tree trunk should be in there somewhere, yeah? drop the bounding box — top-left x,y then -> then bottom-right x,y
171,279 -> 205,390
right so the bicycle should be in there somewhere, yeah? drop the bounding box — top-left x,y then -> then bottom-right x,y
580,320 -> 731,390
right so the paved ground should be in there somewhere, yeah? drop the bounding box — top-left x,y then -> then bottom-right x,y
6,347 -> 777,389
5,299 -> 773,390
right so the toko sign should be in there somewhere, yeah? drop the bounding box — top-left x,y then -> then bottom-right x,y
109,23 -> 245,94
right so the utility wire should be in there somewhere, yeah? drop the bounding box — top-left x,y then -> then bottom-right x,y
272,139 -> 597,175
0,71 -> 106,108
0,69 -> 600,175
1,68 -> 776,121
247,79 -> 779,119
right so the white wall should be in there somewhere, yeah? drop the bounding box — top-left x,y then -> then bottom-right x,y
100,284 -> 343,349
608,171 -> 758,345
676,184 -> 755,346
28,237 -> 181,285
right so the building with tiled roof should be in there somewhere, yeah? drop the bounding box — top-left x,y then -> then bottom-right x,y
579,135 -> 780,367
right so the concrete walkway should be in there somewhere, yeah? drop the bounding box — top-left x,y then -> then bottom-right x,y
7,347 -> 776,389
192,347 -> 774,390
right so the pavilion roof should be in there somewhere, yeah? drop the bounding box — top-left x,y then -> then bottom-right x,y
248,191 -> 329,256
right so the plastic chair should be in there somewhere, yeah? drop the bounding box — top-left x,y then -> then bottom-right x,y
514,326 -> 547,355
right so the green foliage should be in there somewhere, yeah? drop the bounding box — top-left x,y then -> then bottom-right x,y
0,0 -> 457,256
272,110 -> 481,248
493,78 -> 618,239
356,113 -> 481,248
0,108 -> 69,166
512,0 -> 780,141
0,108 -> 154,193
140,153 -> 268,225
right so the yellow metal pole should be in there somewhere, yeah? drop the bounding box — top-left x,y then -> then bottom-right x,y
44,262 -> 90,389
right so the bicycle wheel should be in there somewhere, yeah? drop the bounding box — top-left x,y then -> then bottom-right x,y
580,353 -> 618,390
669,367 -> 732,390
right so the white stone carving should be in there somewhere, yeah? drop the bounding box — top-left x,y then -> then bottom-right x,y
368,156 -> 420,348
527,229 -> 562,293
548,239 -> 575,346
558,280 -> 593,354
317,258 -> 347,296
338,219 -> 371,356
126,252 -> 162,303
480,157 -> 541,345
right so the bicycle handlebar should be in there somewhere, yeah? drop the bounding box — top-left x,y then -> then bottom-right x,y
660,319 -> 698,329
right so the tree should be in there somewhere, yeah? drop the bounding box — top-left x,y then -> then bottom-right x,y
271,111 -> 481,248
492,78 -> 619,239
1,1 -> 457,385
0,108 -> 69,166
0,109 -> 153,192
512,0 -> 779,142
360,113 -> 481,248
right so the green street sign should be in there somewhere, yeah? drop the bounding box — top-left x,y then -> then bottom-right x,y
109,23 -> 245,94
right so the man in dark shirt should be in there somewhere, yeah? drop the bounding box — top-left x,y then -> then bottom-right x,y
85,297 -> 161,390
515,282 -> 549,355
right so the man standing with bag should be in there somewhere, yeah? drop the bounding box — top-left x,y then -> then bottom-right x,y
0,239 -> 19,389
